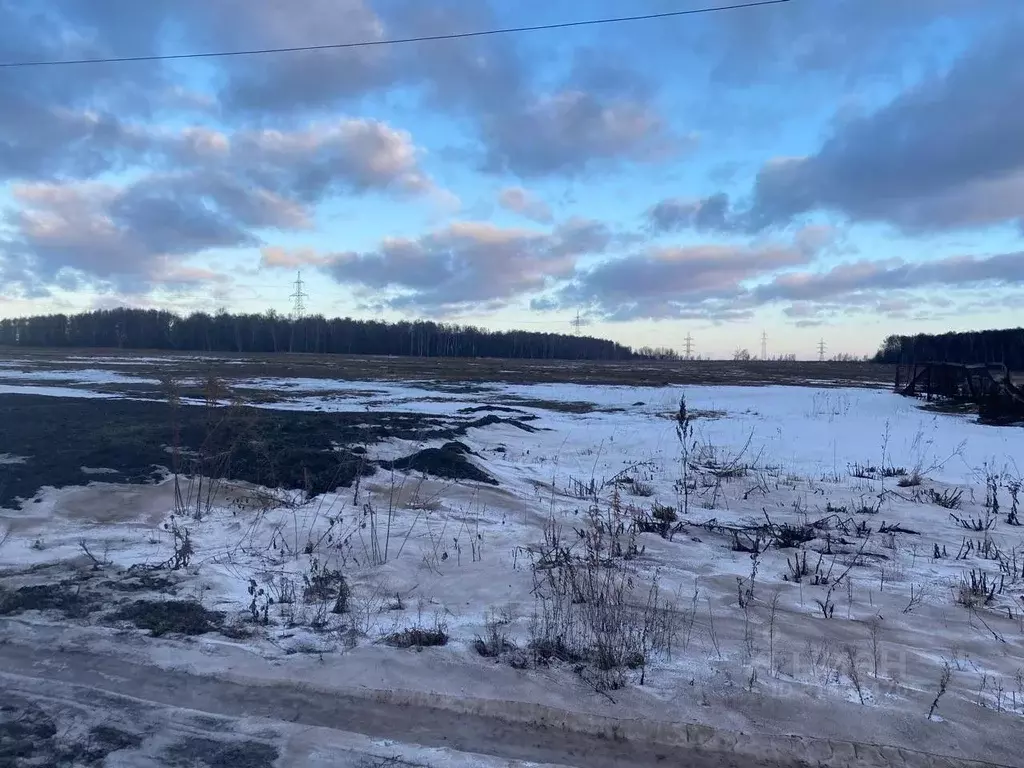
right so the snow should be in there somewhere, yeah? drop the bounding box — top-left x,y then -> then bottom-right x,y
0,367 -> 160,385
2,364 -> 1024,765
65,355 -> 184,365
0,658 -> 568,768
60,354 -> 243,366
0,383 -> 121,399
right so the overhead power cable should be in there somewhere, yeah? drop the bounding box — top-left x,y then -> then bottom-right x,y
0,0 -> 791,69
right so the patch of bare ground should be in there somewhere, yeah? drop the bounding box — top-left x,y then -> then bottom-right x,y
3,347 -> 895,388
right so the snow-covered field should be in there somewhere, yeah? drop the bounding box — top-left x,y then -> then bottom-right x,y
1,364 -> 1023,766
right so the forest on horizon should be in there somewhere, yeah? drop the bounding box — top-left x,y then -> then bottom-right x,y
874,328 -> 1024,369
6,309 -> 1020,367
0,308 -> 641,361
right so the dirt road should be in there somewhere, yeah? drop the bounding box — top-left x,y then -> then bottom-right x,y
0,641 -> 763,767
0,638 -> 1007,768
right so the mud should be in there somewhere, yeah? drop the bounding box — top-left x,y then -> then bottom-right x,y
0,394 -> 460,509
0,348 -> 898,388
381,442 -> 499,485
110,599 -> 226,637
457,404 -> 531,415
463,414 -> 540,432
0,582 -> 99,619
0,695 -> 146,767
163,737 -> 279,768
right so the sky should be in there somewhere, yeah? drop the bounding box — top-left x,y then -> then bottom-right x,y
0,0 -> 1022,360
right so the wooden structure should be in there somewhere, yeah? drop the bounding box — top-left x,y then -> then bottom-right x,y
895,362 -> 1024,422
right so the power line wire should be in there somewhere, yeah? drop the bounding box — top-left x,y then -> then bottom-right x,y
0,0 -> 791,69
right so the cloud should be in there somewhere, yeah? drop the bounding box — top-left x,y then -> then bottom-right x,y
392,0 -> 526,114
0,1 -> 178,182
498,187 -> 553,224
384,5 -> 677,177
699,0 -> 1013,85
541,243 -> 1024,325
0,173 -> 311,291
792,224 -> 841,258
482,90 -> 678,177
4,179 -> 251,287
298,218 -> 613,313
542,242 -> 810,321
778,287 -> 981,326
2,1 -> 681,194
740,24 -> 1024,233
753,252 -> 1024,303
200,0 -> 392,112
168,120 -> 436,201
3,109 -> 437,202
0,107 -> 153,182
647,194 -> 732,233
259,246 -> 331,270
0,111 -> 442,294
126,171 -> 311,231
31,0 -> 389,115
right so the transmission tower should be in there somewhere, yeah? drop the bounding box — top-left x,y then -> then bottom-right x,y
761,331 -> 768,361
571,309 -> 583,335
817,338 -> 827,362
290,271 -> 309,319
684,333 -> 694,360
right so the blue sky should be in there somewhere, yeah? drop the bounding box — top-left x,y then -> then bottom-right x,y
1,0 -> 1022,359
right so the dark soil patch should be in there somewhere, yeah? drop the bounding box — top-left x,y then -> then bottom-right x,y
921,400 -> 978,417
919,399 -> 1024,427
219,624 -> 255,640
0,582 -> 99,619
528,637 -> 588,666
504,397 -> 599,414
110,599 -> 224,637
473,636 -> 517,658
416,381 -> 497,394
163,737 -> 279,768
302,565 -> 349,612
659,408 -> 726,421
2,349 -> 899,388
89,725 -> 142,753
0,700 -> 57,764
457,404 -> 529,415
381,441 -> 498,485
0,394 -> 459,509
690,409 -> 727,420
0,700 -> 142,767
102,571 -> 177,593
463,414 -> 539,432
384,626 -> 449,648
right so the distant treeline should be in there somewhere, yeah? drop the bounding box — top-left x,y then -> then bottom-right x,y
874,328 -> 1024,368
0,308 -> 636,361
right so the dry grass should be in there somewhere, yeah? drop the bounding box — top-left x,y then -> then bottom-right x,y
2,347 -> 897,389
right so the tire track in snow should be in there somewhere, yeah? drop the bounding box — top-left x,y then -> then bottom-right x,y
0,639 -> 1007,768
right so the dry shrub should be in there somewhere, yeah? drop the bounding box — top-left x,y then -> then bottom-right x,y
955,569 -> 1000,608
473,610 -> 516,659
385,621 -> 449,649
528,560 -> 679,690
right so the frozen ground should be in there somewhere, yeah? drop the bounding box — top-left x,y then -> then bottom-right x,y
1,655 -> 575,768
1,361 -> 1022,767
